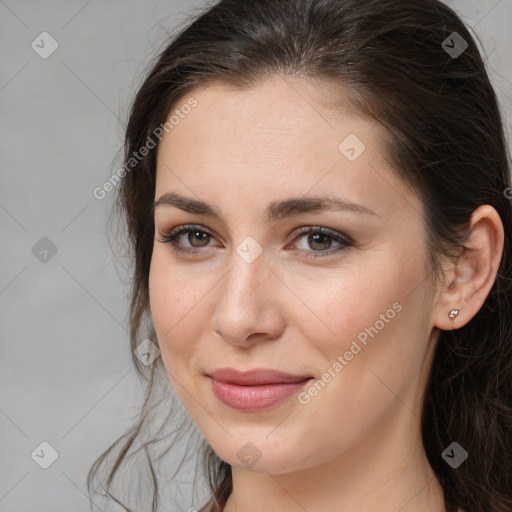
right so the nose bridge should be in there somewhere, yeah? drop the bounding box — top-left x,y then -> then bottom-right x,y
213,240 -> 283,343
219,242 -> 271,310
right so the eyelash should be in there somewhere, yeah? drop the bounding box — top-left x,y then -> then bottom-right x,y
156,224 -> 353,260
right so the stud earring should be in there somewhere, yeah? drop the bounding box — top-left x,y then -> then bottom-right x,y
448,309 -> 460,330
448,309 -> 460,322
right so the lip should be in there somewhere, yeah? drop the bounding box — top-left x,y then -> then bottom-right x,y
208,367 -> 312,411
208,367 -> 312,385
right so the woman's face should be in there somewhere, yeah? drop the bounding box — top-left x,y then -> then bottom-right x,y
149,76 -> 439,474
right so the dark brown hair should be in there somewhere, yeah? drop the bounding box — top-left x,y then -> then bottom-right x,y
87,1 -> 512,511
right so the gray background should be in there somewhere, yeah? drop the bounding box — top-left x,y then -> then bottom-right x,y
1,1 -> 511,511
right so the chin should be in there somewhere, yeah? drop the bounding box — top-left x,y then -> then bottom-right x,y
209,435 -> 317,475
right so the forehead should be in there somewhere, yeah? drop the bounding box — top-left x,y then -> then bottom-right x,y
164,76 -> 377,145
157,77 -> 379,173
154,76 -> 420,224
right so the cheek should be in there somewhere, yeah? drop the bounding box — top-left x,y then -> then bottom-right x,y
289,250 -> 428,401
148,253 -> 208,370
285,263 -> 401,356
299,257 -> 429,408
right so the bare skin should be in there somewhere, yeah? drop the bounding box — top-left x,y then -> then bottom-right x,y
148,76 -> 504,512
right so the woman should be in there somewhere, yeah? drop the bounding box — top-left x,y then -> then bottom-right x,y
88,0 -> 512,511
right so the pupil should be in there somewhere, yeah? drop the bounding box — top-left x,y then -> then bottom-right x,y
310,233 -> 331,250
190,231 -> 209,247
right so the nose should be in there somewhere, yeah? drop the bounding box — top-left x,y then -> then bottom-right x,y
212,248 -> 286,348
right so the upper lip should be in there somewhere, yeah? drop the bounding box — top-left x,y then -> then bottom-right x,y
208,367 -> 312,385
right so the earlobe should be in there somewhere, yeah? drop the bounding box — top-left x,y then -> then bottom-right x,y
432,205 -> 504,331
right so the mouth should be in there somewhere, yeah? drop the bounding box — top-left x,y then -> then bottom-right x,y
207,367 -> 313,411
208,367 -> 312,385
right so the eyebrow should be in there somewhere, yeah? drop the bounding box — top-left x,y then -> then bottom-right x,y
153,192 -> 378,221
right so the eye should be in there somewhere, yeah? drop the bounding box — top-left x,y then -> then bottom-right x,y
156,224 -> 353,259
289,225 -> 353,259
156,224 -> 216,255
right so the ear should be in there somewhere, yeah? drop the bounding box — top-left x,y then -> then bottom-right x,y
433,205 -> 504,330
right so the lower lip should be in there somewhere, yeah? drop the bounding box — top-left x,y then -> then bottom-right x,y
210,378 -> 311,411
